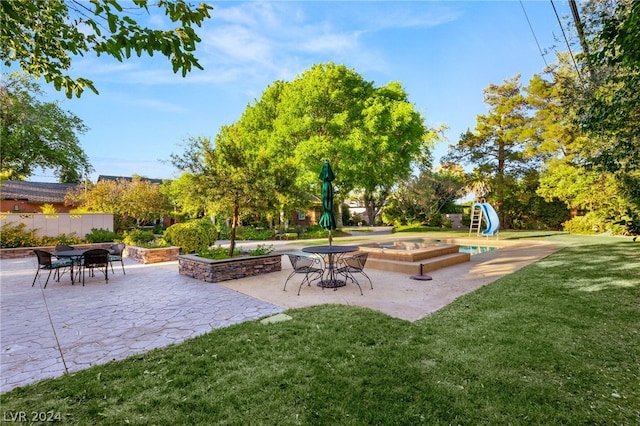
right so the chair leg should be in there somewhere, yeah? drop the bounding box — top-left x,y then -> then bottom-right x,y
283,270 -> 298,291
43,269 -> 54,289
360,270 -> 373,289
32,268 -> 40,287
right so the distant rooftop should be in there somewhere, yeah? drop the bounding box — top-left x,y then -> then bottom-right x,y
0,181 -> 81,203
97,175 -> 165,185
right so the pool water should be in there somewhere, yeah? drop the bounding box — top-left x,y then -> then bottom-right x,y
458,245 -> 497,255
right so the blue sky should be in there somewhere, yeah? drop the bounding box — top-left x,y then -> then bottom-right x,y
34,0 -> 574,182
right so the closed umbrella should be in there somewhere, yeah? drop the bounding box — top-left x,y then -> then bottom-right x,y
318,159 -> 337,245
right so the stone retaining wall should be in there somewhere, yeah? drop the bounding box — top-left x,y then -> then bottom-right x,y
0,243 -> 114,259
179,253 -> 282,283
125,246 -> 180,264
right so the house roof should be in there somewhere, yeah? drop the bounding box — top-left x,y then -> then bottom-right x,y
0,181 -> 82,203
97,175 -> 165,185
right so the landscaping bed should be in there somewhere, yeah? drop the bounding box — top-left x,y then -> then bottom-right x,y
179,253 -> 282,283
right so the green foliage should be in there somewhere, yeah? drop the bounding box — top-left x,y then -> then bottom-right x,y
84,228 -> 119,243
392,223 -> 444,233
247,244 -> 274,256
197,245 -> 242,260
1,1 -> 213,98
40,233 -> 83,247
67,176 -> 173,228
236,227 -> 273,241
0,73 -> 92,181
122,229 -> 156,246
0,222 -> 39,248
164,218 -> 216,254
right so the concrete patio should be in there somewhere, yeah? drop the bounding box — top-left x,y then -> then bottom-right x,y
0,236 -> 559,393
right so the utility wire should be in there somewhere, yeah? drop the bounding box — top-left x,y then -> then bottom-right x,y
550,0 -> 583,81
519,0 -> 550,70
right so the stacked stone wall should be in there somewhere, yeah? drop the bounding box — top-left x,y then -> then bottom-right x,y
0,243 -> 114,259
125,246 -> 180,264
179,254 -> 282,283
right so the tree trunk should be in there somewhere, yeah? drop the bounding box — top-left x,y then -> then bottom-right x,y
229,201 -> 239,257
336,202 -> 344,228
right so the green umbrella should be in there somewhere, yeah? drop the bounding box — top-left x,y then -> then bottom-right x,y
318,159 -> 337,245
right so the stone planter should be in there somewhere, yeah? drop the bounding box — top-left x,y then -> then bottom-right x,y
178,253 -> 282,283
126,246 -> 180,264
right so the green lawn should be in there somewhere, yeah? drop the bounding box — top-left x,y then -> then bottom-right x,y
1,235 -> 638,424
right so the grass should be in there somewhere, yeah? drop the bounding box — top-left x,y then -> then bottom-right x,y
1,236 -> 639,424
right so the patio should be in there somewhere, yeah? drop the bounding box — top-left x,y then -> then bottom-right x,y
0,238 -> 559,393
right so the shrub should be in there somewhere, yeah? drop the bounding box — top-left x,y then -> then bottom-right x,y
248,244 -> 274,256
237,227 -> 272,241
122,229 -> 156,246
198,245 -> 242,260
85,228 -> 119,243
41,233 -> 84,247
0,222 -> 40,248
164,218 -> 216,254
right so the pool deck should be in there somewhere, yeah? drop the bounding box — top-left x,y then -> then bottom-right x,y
0,234 -> 559,393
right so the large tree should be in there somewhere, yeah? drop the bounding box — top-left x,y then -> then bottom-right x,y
1,0 -> 213,98
66,176 -> 172,230
0,73 -> 92,182
267,63 -> 435,225
444,75 -> 538,228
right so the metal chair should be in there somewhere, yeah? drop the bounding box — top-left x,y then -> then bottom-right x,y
32,249 -> 73,288
79,249 -> 110,286
283,253 -> 323,295
108,243 -> 126,275
337,252 -> 372,291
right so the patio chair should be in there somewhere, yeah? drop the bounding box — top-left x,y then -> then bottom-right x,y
283,253 -> 323,295
79,249 -> 110,286
108,243 -> 126,275
337,252 -> 373,290
32,249 -> 73,288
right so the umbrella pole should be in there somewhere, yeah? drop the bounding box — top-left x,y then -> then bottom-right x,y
328,230 -> 333,246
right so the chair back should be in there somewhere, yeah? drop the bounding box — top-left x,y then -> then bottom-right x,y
110,243 -> 125,256
345,252 -> 368,270
82,249 -> 110,267
287,254 -> 316,271
33,249 -> 53,267
55,245 -> 74,251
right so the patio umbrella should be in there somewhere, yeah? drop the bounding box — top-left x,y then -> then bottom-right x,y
318,159 -> 337,245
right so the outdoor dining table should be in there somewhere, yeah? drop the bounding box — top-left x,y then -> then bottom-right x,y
52,249 -> 88,284
302,245 -> 358,289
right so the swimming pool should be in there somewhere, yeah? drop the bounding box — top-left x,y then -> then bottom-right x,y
458,245 -> 497,255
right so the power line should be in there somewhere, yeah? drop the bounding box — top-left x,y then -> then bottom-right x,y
519,0 -> 550,70
550,0 -> 583,81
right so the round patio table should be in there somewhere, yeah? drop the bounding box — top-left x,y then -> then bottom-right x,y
302,245 -> 358,289
53,249 -> 88,284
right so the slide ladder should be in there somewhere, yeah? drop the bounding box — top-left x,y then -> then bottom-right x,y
469,202 -> 500,238
469,204 -> 484,236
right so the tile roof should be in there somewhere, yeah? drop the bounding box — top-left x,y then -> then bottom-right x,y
0,181 -> 82,203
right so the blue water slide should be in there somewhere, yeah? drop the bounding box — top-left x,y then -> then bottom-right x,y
474,203 -> 500,236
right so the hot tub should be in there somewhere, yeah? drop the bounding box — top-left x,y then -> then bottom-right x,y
357,239 -> 460,262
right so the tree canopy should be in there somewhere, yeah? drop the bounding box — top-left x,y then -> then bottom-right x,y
1,0 -> 213,98
66,176 -> 173,230
0,73 -> 92,182
169,63 -> 434,243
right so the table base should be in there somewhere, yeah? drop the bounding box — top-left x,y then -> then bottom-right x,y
318,279 -> 346,289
